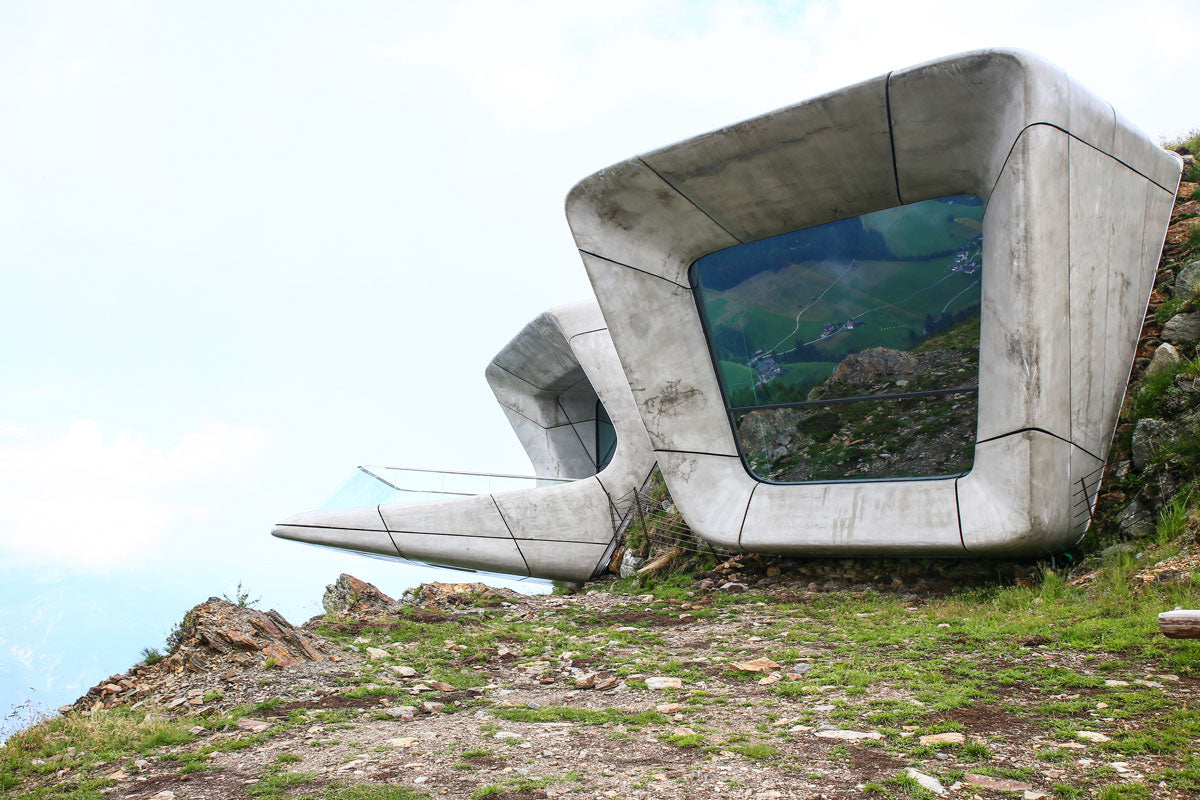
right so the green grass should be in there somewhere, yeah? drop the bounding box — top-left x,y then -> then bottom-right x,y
490,706 -> 665,728
728,742 -> 779,761
1165,128 -> 1200,156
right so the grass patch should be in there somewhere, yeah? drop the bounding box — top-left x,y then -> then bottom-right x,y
490,706 -> 665,728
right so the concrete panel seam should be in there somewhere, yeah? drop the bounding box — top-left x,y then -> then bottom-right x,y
736,481 -> 759,552
989,123 -> 1176,207
496,405 -> 598,434
883,71 -> 904,205
557,398 -> 598,471
378,508 -> 406,560
653,448 -> 741,458
281,523 -> 394,534
490,361 -> 590,394
953,476 -> 966,550
488,495 -> 533,577
578,248 -> 692,291
633,156 -> 745,244
567,327 -> 608,343
975,426 -> 1101,462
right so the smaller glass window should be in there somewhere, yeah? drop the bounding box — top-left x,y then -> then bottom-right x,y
596,400 -> 617,470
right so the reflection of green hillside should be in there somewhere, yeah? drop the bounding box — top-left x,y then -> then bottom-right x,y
915,315 -> 981,354
778,362 -> 839,389
862,198 -> 983,257
707,255 -> 979,359
719,360 -> 754,389
697,194 -> 984,415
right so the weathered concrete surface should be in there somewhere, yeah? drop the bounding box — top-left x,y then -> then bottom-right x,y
566,48 -> 1181,557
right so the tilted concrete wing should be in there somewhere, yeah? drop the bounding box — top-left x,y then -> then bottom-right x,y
272,301 -> 655,581
565,48 -> 1181,557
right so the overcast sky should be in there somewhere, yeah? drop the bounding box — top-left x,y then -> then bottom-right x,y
2,0 -> 1197,722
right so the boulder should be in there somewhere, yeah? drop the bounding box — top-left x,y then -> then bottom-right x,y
1116,499 -> 1154,539
1161,312 -> 1200,347
827,347 -> 917,387
1174,259 -> 1200,299
619,552 -> 645,579
323,574 -> 402,617
1131,417 -> 1171,471
1145,342 -> 1181,378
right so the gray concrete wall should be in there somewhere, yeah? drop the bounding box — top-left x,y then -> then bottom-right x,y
566,48 -> 1180,557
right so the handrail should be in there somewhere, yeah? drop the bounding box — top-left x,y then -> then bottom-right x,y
360,464 -> 573,483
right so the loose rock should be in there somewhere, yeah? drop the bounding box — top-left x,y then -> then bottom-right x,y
1131,418 -> 1171,471
919,731 -> 964,746
1146,342 -> 1181,378
1174,258 -> 1200,298
323,573 -> 403,617
1161,311 -> 1200,346
905,768 -> 946,795
813,729 -> 882,741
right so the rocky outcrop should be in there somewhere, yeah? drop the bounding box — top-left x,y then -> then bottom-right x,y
163,598 -> 327,671
825,347 -> 918,388
323,573 -> 404,617
404,581 -> 519,608
743,343 -> 978,482
74,598 -> 330,713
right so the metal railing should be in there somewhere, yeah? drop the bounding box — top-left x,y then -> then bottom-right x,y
612,475 -> 732,559
322,464 -> 573,509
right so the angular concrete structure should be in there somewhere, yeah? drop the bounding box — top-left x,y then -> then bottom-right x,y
272,301 -> 655,582
275,48 -> 1180,577
566,48 -> 1181,557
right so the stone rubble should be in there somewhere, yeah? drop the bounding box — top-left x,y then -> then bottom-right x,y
73,597 -> 332,714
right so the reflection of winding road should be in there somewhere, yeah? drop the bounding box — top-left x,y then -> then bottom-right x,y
767,261 -> 856,353
940,277 -> 981,316
796,270 -> 970,348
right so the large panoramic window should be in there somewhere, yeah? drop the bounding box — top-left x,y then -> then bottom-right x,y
691,195 -> 983,483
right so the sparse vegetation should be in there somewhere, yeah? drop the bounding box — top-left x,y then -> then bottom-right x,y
223,580 -> 262,609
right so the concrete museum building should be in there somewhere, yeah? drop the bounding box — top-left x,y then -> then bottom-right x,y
272,49 -> 1183,582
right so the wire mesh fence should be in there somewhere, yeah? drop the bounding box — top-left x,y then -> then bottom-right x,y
611,478 -> 733,559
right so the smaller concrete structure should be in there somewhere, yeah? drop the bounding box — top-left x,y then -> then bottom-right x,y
272,301 -> 655,582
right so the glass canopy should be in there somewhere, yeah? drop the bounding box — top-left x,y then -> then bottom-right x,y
322,466 -> 572,509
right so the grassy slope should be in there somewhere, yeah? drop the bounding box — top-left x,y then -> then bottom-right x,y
3,562 -> 1196,799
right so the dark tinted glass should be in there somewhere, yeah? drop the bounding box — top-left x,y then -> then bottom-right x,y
692,195 -> 982,482
596,400 -> 617,471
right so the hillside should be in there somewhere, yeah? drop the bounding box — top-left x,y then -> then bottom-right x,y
3,147 -> 1200,800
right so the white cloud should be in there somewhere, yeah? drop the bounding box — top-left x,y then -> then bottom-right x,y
8,646 -> 33,672
0,420 -> 266,572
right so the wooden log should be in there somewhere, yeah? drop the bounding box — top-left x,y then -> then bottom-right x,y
637,548 -> 682,576
1158,610 -> 1200,639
